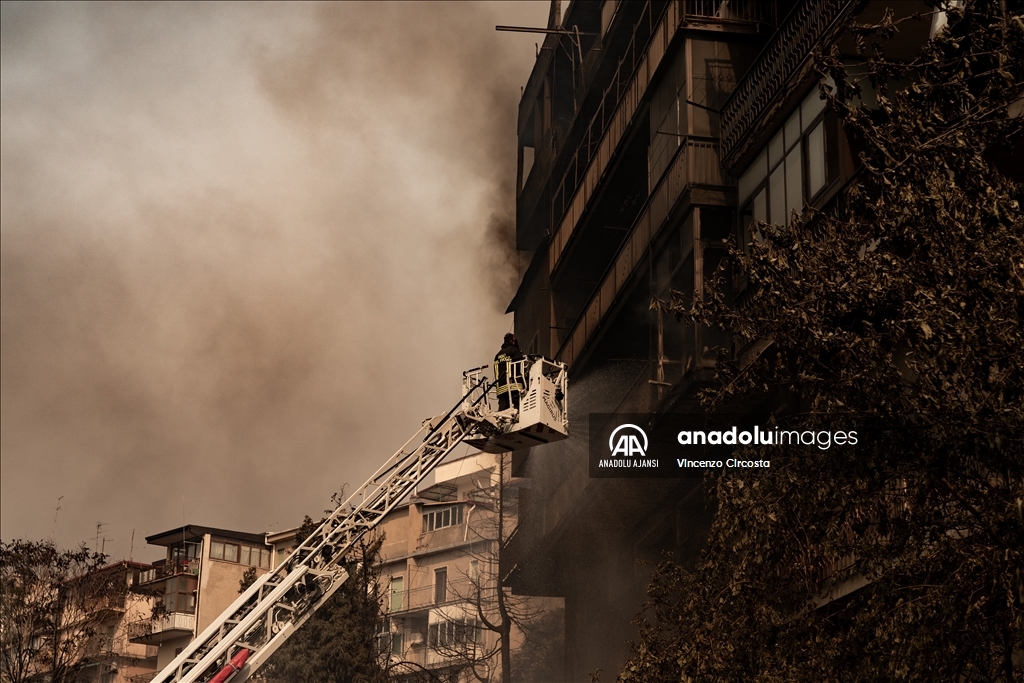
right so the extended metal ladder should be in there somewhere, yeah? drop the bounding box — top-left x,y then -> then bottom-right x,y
151,359 -> 567,683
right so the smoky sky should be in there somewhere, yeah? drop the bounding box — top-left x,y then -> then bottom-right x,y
1,1 -> 548,560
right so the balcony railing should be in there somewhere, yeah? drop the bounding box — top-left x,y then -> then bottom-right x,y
720,0 -> 853,168
127,612 -> 195,644
386,579 -> 481,615
548,1 -> 671,275
681,0 -> 777,24
136,560 -> 198,586
548,1 -> 775,276
555,138 -> 727,369
86,592 -> 128,613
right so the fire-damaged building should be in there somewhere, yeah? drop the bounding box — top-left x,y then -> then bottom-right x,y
502,0 -> 944,679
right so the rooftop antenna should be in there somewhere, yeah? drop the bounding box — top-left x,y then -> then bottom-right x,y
182,493 -> 187,563
95,521 -> 108,553
495,22 -> 595,106
50,496 -> 63,541
129,529 -> 135,563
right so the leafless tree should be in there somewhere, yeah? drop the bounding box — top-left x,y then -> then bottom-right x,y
422,453 -> 559,683
0,540 -> 124,683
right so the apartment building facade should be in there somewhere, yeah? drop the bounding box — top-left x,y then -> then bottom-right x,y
127,525 -> 276,673
504,0 -> 936,679
56,561 -> 159,683
123,453 -> 560,683
260,452 -> 561,683
373,452 -> 562,683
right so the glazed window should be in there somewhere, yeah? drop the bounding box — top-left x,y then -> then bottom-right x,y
390,576 -> 404,612
209,541 -> 239,563
738,85 -> 841,247
422,504 -> 464,533
239,545 -> 271,569
429,618 -> 483,649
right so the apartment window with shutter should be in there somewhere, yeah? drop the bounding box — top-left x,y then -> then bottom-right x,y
390,576 -> 404,612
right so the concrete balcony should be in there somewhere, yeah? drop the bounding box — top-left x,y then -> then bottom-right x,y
127,612 -> 195,644
554,137 -> 727,369
386,579 -> 478,616
136,560 -> 199,588
546,1 -> 777,275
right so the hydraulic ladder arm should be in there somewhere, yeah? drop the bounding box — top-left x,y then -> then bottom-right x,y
150,359 -> 567,683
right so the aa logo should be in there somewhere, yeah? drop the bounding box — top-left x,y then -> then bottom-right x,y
609,424 -> 648,457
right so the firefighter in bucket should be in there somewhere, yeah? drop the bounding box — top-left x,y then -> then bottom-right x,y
494,333 -> 524,411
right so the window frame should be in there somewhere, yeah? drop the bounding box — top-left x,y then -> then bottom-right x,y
390,575 -> 404,612
738,98 -> 840,250
429,618 -> 483,650
422,504 -> 465,533
209,540 -> 245,564
162,574 -> 197,615
434,567 -> 448,604
239,545 -> 272,569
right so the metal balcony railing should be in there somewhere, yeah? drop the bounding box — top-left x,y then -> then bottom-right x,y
86,592 -> 129,613
549,1 -> 660,252
720,0 -> 853,168
681,0 -> 777,23
136,560 -> 198,586
386,578 -> 482,615
549,1 -> 668,275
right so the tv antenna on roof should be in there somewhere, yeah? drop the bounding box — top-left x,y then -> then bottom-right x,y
50,496 -> 63,541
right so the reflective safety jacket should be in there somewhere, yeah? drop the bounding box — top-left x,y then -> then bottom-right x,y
493,343 -> 525,396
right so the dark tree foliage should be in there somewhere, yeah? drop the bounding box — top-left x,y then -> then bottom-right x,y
239,566 -> 257,595
249,512 -> 388,683
624,2 -> 1023,682
0,540 -> 118,683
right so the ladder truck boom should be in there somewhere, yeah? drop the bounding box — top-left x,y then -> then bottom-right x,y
151,357 -> 568,683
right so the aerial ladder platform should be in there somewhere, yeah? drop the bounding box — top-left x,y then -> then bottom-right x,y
151,357 -> 568,683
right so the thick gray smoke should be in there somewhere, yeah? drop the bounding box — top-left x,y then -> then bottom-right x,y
1,1 -> 548,559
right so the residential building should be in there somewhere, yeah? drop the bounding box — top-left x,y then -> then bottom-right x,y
504,0 -> 937,679
68,561 -> 158,683
268,452 -> 563,683
127,526 -> 275,673
375,453 -> 502,677
126,454 -> 563,683
380,452 -> 564,682
5,559 -> 158,683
